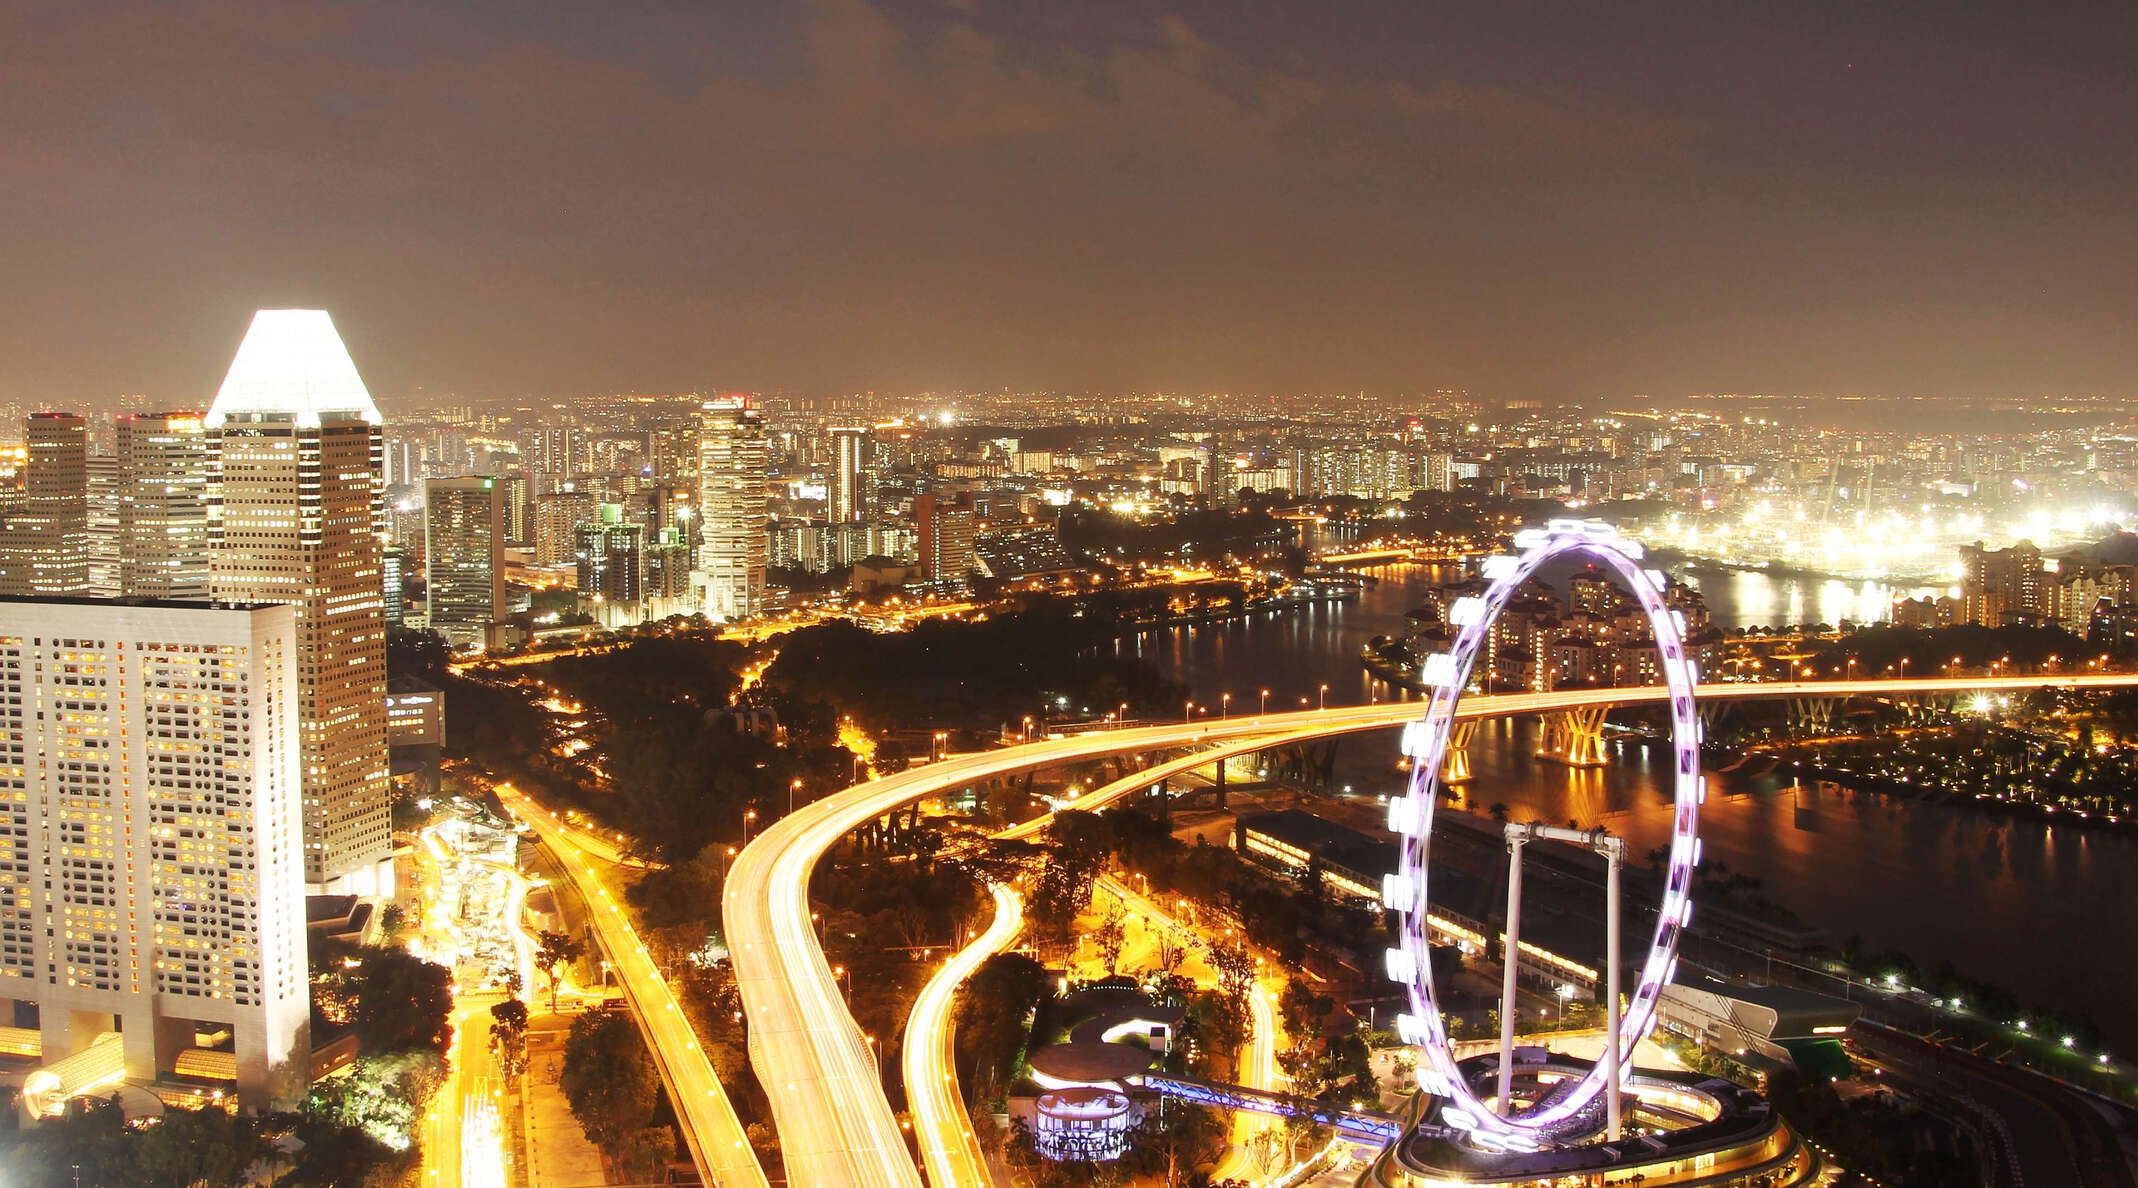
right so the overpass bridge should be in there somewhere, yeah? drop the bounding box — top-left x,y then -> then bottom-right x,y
725,673 -> 2138,1187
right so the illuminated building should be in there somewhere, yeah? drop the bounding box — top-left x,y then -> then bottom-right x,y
828,426 -> 871,524
916,489 -> 976,583
1959,539 -> 2047,626
695,397 -> 768,621
576,505 -> 646,628
83,453 -> 120,598
0,598 -> 310,1110
380,545 -> 408,626
207,310 -> 392,895
115,412 -> 214,600
533,490 -> 597,569
423,476 -> 506,649
0,412 -> 89,596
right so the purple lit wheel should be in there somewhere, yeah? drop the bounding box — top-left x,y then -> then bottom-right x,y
1382,521 -> 1702,1140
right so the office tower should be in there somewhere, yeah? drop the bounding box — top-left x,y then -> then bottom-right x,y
381,545 -> 408,626
423,476 -> 505,650
916,490 -> 977,582
0,412 -> 89,595
530,425 -> 582,475
533,491 -> 598,568
648,414 -> 699,486
645,531 -> 694,619
114,412 -> 213,600
501,473 -> 534,547
208,310 -> 391,895
695,397 -> 768,621
0,598 -> 309,1110
828,426 -> 871,524
84,453 -> 121,598
576,505 -> 645,628
381,434 -> 419,488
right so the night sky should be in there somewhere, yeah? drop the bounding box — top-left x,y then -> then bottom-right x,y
6,1 -> 2135,404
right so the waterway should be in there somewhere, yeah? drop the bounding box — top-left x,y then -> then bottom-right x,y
1125,560 -> 2138,1050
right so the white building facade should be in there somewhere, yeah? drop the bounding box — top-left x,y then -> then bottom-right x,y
0,599 -> 310,1109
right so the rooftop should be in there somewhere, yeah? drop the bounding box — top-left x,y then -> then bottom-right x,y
208,309 -> 381,429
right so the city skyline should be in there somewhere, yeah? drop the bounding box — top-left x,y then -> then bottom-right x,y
6,2 -> 2138,405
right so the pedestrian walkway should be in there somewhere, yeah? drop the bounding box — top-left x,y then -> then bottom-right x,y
525,1017 -> 610,1188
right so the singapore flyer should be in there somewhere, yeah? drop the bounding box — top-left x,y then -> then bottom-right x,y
1381,519 -> 1704,1142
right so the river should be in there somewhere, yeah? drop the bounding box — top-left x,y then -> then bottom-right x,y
1123,561 -> 2138,1051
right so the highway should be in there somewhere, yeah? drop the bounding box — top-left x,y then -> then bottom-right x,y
495,784 -> 772,1188
905,884 -> 1026,1188
727,673 -> 2138,1186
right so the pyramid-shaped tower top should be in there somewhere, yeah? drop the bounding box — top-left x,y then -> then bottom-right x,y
206,309 -> 381,429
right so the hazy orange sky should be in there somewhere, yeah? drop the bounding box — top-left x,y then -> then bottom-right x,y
5,0 -> 2135,405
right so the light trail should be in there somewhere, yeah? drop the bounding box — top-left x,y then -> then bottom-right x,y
730,673 -> 2138,1185
496,784 -> 771,1188
906,883 -> 1025,1188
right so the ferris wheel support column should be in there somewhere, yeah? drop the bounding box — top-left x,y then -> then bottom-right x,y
1495,834 -> 1528,1115
1606,841 -> 1624,1141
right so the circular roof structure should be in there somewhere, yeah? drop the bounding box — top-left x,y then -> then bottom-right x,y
1028,1040 -> 1154,1086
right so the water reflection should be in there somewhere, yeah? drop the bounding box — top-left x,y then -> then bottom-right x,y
1137,561 -> 2138,1048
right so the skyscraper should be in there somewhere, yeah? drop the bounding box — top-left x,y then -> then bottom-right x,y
917,489 -> 977,583
207,310 -> 392,894
423,476 -> 505,649
115,412 -> 213,600
0,597 -> 310,1110
576,504 -> 645,628
696,397 -> 768,621
0,412 -> 89,596
828,425 -> 871,524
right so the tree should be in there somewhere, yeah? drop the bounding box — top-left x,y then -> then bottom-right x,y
537,929 -> 585,1012
312,942 -> 453,1056
129,1106 -> 280,1187
490,998 -> 531,1078
1209,940 -> 1257,1003
619,1127 -> 679,1182
954,952 -> 1051,1103
1091,906 -> 1127,975
305,1049 -> 448,1154
560,1006 -> 659,1153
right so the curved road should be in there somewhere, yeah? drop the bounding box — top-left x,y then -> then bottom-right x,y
728,674 -> 2138,1186
905,884 -> 1026,1188
496,784 -> 772,1188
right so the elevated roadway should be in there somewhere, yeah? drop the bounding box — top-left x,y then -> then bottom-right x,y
728,674 -> 2138,1186
905,884 -> 1026,1188
496,784 -> 771,1188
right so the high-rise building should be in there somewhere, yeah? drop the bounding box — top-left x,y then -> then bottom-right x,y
533,491 -> 598,569
381,545 -> 408,627
576,505 -> 645,628
0,597 -> 310,1110
828,426 -> 871,524
695,397 -> 768,621
207,310 -> 392,894
115,412 -> 213,600
83,452 -> 121,598
916,489 -> 977,582
0,412 -> 89,595
423,476 -> 505,650
1959,540 -> 2048,627
500,473 -> 534,547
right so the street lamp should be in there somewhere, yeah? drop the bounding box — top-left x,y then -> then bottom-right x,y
1555,982 -> 1575,1025
1260,688 -> 1271,716
1221,692 -> 1232,720
789,778 -> 804,815
1318,683 -> 1329,711
742,808 -> 758,846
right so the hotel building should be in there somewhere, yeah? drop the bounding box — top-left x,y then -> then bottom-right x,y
0,598 -> 310,1110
